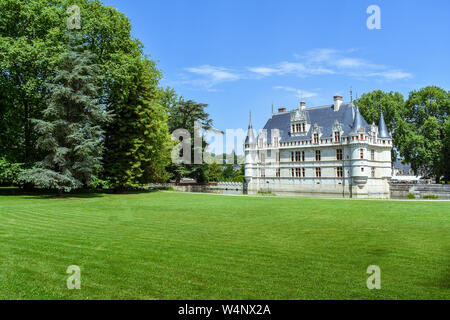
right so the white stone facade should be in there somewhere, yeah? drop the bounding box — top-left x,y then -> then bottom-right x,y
244,98 -> 393,198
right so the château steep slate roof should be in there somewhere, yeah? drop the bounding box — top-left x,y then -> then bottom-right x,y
263,103 -> 371,143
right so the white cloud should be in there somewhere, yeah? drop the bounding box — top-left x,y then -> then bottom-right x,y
247,66 -> 281,77
250,48 -> 412,81
334,58 -> 367,69
184,65 -> 241,88
181,49 -> 412,90
249,61 -> 334,78
367,70 -> 413,80
273,86 -> 318,99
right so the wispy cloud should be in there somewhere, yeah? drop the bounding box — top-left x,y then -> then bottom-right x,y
182,48 -> 412,90
251,48 -> 412,81
367,70 -> 413,80
249,61 -> 334,77
273,86 -> 318,99
183,65 -> 241,89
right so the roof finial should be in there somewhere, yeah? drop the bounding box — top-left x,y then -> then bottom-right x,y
350,86 -> 353,102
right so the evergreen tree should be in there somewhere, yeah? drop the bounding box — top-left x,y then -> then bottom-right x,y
208,161 -> 223,182
20,32 -> 110,193
103,59 -> 172,191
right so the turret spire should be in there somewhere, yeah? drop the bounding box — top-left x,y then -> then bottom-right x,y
245,110 -> 256,146
378,104 -> 391,138
351,102 -> 364,134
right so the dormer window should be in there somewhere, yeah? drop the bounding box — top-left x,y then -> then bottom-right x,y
292,122 -> 306,134
314,134 -> 319,144
334,132 -> 341,143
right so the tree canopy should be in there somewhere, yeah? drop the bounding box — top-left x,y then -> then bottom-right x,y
395,86 -> 450,181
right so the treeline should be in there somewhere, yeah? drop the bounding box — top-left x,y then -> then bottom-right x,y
357,87 -> 450,183
0,0 -> 218,192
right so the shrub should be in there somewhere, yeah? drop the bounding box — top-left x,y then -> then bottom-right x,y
0,158 -> 23,186
258,190 -> 275,196
408,193 -> 416,199
89,177 -> 110,190
423,195 -> 439,200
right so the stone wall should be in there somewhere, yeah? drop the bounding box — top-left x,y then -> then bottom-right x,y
390,184 -> 450,199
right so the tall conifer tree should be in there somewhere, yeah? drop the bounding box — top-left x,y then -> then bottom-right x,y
21,32 -> 110,193
103,59 -> 172,191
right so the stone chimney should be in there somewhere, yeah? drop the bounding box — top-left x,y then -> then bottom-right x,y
334,95 -> 343,112
300,101 -> 306,111
278,107 -> 286,113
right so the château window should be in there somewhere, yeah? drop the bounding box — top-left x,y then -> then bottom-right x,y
260,169 -> 265,178
336,149 -> 343,161
302,151 -> 305,162
258,139 -> 263,148
337,167 -> 343,178
360,149 -> 364,160
315,150 -> 321,162
334,132 -> 341,143
276,168 -> 281,178
295,168 -> 301,177
291,152 -> 295,162
371,167 -> 375,178
260,153 -> 265,163
295,151 -> 301,162
371,150 -> 375,161
292,125 -> 295,133
296,124 -> 300,132
302,123 -> 306,132
316,167 -> 322,178
314,134 -> 319,144
302,168 -> 306,177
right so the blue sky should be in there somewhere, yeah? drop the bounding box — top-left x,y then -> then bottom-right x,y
102,0 -> 449,153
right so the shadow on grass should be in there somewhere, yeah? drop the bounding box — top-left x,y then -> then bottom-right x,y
0,187 -> 161,200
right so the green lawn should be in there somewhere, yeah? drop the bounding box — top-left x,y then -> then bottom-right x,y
0,191 -> 449,300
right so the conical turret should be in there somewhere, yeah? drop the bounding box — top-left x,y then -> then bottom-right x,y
244,111 -> 256,147
378,108 -> 391,138
350,105 -> 365,135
